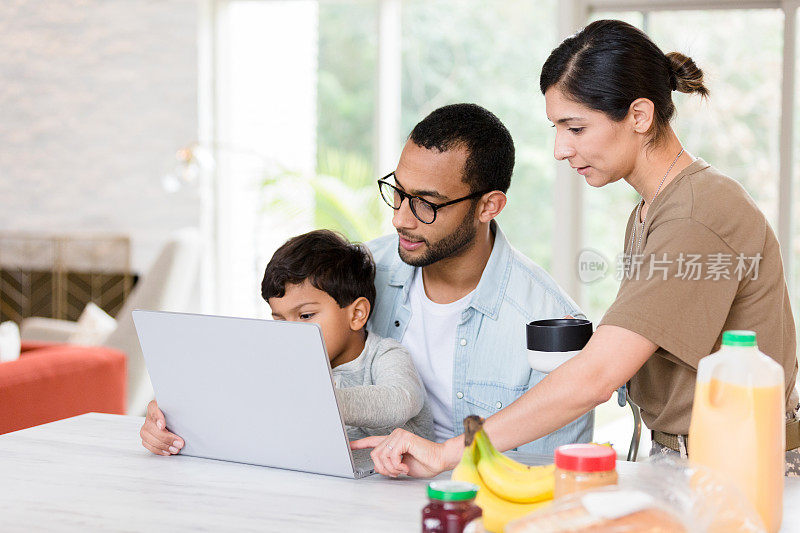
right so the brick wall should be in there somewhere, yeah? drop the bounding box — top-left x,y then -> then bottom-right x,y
0,0 -> 201,274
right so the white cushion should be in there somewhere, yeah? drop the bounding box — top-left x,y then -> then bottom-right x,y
68,303 -> 118,346
0,321 -> 21,362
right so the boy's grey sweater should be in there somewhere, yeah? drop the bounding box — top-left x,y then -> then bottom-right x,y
333,331 -> 434,441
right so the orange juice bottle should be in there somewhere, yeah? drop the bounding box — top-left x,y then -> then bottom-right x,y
689,330 -> 785,532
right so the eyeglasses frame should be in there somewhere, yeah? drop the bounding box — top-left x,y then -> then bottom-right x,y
377,172 -> 490,224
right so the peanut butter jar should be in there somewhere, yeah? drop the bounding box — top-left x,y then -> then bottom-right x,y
553,444 -> 618,499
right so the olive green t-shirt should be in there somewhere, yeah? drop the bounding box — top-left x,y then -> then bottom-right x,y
599,159 -> 798,435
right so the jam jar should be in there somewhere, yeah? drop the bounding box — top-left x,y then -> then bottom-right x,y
422,481 -> 482,533
553,443 -> 618,499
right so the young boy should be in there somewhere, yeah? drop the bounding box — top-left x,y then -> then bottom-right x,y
261,230 -> 433,441
139,230 -> 432,456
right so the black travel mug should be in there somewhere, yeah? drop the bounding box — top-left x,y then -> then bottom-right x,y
526,318 -> 593,372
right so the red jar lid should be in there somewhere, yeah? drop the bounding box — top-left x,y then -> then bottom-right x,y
554,444 -> 616,472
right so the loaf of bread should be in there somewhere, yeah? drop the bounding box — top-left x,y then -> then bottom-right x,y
505,492 -> 687,532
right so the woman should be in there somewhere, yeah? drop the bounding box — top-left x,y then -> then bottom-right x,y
352,19 -> 800,477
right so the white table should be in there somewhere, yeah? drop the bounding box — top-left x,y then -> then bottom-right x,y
0,413 -> 798,532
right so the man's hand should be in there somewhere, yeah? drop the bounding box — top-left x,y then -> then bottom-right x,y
139,400 -> 184,456
350,428 -> 462,478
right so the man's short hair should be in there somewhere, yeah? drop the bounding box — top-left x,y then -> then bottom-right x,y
261,230 -> 376,318
409,103 -> 515,194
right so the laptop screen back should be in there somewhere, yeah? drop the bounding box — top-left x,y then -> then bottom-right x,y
133,310 -> 356,478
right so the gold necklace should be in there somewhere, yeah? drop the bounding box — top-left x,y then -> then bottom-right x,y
629,148 -> 684,254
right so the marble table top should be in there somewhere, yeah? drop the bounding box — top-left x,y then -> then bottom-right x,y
0,413 -> 797,532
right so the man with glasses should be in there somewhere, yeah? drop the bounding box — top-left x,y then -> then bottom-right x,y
363,103 -> 592,457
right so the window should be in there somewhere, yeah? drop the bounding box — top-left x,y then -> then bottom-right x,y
214,0 -> 319,315
214,0 -> 386,315
212,0 -> 558,315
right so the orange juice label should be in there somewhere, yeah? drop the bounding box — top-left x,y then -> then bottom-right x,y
689,379 -> 784,533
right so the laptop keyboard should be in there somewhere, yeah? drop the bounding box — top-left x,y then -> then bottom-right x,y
352,448 -> 375,474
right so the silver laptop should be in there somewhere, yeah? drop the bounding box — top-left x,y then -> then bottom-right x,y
132,310 -> 375,478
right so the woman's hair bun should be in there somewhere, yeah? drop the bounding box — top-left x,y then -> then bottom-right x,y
666,51 -> 709,97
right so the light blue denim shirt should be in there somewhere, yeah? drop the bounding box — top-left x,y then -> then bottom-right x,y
366,222 -> 594,454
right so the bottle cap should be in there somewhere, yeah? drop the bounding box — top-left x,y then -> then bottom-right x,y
427,481 -> 478,502
554,444 -> 616,473
722,330 -> 757,347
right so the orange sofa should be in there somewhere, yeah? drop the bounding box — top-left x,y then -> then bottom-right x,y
0,341 -> 126,434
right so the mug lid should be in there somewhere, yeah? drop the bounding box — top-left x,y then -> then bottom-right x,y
527,318 -> 593,352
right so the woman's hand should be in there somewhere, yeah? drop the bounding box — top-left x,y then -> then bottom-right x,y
350,429 -> 463,478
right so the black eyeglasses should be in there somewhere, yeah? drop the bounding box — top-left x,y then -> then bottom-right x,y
377,172 -> 489,224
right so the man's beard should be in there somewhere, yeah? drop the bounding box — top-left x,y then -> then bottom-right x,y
397,205 -> 478,267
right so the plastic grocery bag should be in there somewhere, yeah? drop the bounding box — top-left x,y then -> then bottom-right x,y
505,455 -> 765,532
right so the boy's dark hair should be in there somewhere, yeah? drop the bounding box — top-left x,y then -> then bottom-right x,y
261,230 -> 376,319
409,103 -> 515,194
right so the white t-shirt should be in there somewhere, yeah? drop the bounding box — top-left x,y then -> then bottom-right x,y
401,268 -> 475,442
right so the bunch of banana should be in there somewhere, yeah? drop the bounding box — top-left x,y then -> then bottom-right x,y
451,416 -> 554,533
